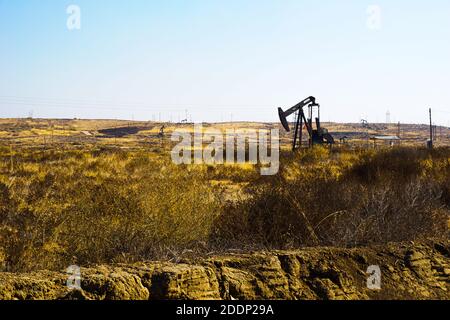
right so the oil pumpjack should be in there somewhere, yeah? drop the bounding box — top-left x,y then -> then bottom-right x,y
278,96 -> 334,151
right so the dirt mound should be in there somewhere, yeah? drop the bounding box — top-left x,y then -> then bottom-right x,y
0,241 -> 448,300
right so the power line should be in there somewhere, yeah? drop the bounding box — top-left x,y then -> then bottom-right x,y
434,109 -> 450,114
0,96 -> 275,110
0,100 -> 187,112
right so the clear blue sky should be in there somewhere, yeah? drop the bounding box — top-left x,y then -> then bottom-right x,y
1,0 -> 449,124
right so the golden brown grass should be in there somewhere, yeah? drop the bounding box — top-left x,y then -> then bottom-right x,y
0,142 -> 448,272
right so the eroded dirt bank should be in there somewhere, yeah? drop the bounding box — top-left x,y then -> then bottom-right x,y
0,240 -> 448,300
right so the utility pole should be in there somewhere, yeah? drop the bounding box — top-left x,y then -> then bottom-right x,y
429,108 -> 433,149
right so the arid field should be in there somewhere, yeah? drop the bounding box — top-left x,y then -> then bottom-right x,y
0,118 -> 449,299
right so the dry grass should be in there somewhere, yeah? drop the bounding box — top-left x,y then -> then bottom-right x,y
0,148 -> 222,271
0,142 -> 449,272
211,147 -> 450,249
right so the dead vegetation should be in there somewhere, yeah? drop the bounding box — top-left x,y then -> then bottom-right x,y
212,147 -> 449,249
0,137 -> 449,272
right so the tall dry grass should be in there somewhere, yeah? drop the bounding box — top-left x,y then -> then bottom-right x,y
0,148 -> 220,271
210,147 -> 449,249
0,145 -> 448,272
